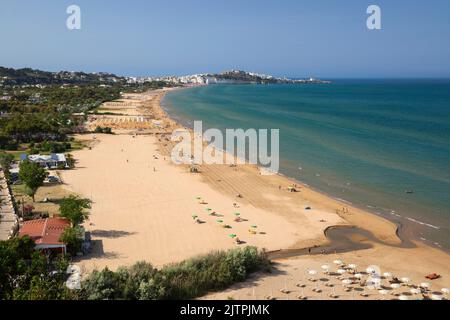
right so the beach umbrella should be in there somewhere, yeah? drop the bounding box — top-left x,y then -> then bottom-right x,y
366,267 -> 376,274
308,270 -> 317,276
410,288 -> 421,295
229,234 -> 237,238
321,264 -> 330,271
333,259 -> 343,265
251,225 -> 258,229
400,277 -> 411,284
441,288 -> 450,294
348,264 -> 357,270
354,273 -> 363,279
378,289 -> 389,296
367,277 -> 381,288
383,272 -> 393,278
234,212 -> 241,216
431,294 -> 443,301
398,295 -> 409,301
337,269 -> 346,275
390,283 -> 401,290
205,208 -> 212,211
216,220 -> 223,223
342,279 -> 352,285
420,282 -> 431,289
192,215 -> 198,220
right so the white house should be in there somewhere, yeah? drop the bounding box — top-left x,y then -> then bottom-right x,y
21,153 -> 68,169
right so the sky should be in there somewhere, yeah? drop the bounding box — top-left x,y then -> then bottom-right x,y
0,0 -> 449,78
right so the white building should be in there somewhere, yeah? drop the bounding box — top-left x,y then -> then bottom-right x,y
21,153 -> 68,169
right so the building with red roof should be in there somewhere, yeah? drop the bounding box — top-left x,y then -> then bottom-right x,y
19,218 -> 70,254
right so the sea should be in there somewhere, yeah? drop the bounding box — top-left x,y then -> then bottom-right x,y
162,80 -> 450,251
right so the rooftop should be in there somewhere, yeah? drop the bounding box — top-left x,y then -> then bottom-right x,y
22,153 -> 67,162
19,218 -> 70,246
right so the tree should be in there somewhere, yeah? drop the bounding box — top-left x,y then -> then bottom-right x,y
19,160 -> 47,202
59,195 -> 91,226
66,154 -> 76,169
0,152 -> 14,180
0,236 -> 71,300
60,226 -> 83,255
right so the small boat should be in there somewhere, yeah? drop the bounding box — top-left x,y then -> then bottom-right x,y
405,190 -> 414,194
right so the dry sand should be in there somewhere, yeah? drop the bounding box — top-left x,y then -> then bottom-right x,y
60,89 -> 449,298
202,243 -> 450,300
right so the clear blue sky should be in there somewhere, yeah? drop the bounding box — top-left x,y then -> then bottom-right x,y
1,0 -> 449,78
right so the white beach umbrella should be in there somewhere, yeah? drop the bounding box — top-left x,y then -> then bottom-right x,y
390,283 -> 401,289
378,289 -> 389,295
400,277 -> 411,284
431,294 -> 443,301
354,273 -> 364,279
321,264 -> 330,270
366,267 -> 376,274
441,288 -> 449,294
348,264 -> 357,270
420,282 -> 431,289
410,288 -> 421,295
333,259 -> 343,265
342,279 -> 353,285
337,269 -> 346,275
398,295 -> 409,301
383,272 -> 392,278
308,270 -> 318,276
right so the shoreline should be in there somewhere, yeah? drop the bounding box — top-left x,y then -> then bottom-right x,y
160,85 -> 448,253
159,87 -> 400,245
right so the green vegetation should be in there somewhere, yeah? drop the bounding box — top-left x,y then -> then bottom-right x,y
60,226 -> 84,256
0,152 -> 14,180
59,195 -> 92,227
0,236 -> 75,300
0,237 -> 269,300
0,66 -> 176,153
58,195 -> 91,254
94,126 -> 113,134
0,66 -> 122,86
19,161 -> 47,201
81,247 -> 270,300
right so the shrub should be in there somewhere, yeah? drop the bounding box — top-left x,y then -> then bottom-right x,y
60,226 -> 83,256
80,247 -> 270,300
94,126 -> 113,134
81,268 -> 128,300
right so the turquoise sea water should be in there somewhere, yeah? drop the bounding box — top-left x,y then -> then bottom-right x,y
162,80 -> 450,250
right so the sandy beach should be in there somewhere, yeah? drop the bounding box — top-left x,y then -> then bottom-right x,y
60,88 -> 449,298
